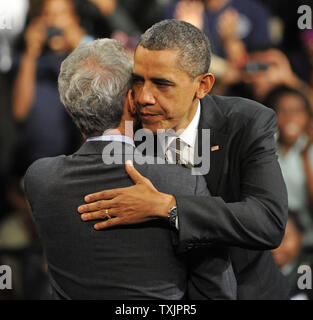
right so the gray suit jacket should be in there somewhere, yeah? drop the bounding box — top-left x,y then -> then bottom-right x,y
24,140 -> 236,299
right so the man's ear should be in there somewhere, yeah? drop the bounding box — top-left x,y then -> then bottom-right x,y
127,89 -> 136,115
195,73 -> 215,99
122,90 -> 137,122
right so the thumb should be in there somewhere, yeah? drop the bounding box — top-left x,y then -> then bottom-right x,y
125,160 -> 146,184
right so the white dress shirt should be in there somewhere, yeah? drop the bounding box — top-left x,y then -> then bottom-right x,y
162,102 -> 201,165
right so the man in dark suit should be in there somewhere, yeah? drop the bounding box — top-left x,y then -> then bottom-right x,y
79,20 -> 291,299
24,38 -> 236,299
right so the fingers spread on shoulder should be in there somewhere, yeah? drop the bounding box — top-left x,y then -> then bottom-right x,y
81,208 -> 120,221
78,199 -> 115,214
84,188 -> 125,203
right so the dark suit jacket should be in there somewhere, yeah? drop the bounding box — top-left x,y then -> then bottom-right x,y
24,140 -> 236,300
174,95 -> 290,300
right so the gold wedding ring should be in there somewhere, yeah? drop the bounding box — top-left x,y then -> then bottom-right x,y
105,209 -> 111,219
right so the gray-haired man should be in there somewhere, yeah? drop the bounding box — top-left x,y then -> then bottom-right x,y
24,38 -> 236,299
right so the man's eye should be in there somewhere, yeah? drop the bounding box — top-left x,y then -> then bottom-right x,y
133,81 -> 143,88
155,82 -> 169,87
132,77 -> 143,84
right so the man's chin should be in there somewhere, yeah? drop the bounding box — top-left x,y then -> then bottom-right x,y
141,122 -> 173,135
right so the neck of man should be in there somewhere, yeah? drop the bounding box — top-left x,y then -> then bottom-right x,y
173,98 -> 200,133
83,124 -> 134,141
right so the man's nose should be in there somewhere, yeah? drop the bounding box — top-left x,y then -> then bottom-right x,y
137,84 -> 156,106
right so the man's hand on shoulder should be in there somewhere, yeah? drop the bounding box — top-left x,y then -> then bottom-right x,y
78,161 -> 176,230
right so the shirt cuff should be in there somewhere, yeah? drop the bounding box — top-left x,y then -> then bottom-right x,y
176,216 -> 179,230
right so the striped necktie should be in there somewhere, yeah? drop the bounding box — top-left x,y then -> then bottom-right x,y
165,137 -> 193,168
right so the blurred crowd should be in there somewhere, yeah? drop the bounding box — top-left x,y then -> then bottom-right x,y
0,0 -> 313,299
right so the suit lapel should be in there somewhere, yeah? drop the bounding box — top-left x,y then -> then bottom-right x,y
196,95 -> 229,195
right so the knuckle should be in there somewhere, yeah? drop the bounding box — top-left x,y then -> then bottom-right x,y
106,219 -> 114,227
142,176 -> 149,182
96,201 -> 104,210
99,210 -> 107,219
99,192 -> 106,199
119,217 -> 127,225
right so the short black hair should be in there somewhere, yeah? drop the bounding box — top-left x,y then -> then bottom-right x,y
137,19 -> 211,78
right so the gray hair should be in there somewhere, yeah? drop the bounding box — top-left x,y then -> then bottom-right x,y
137,19 -> 211,78
58,38 -> 133,136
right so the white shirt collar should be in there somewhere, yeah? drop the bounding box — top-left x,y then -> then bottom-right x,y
86,135 -> 135,147
178,101 -> 201,149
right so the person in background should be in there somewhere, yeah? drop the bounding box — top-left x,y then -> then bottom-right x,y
240,48 -> 313,108
166,0 -> 272,58
167,1 -> 313,102
167,0 -> 243,95
72,0 -> 117,39
11,0 -> 89,175
74,0 -> 170,53
259,0 -> 313,87
265,86 -> 313,248
1,0 -> 91,299
272,212 -> 313,300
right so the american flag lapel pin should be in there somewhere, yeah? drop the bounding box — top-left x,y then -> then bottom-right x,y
211,145 -> 220,152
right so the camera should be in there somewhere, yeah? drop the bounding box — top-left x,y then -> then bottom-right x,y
242,61 -> 269,74
46,27 -> 62,40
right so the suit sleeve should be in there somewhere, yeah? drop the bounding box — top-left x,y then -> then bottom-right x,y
23,158 -> 47,214
174,108 -> 288,251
